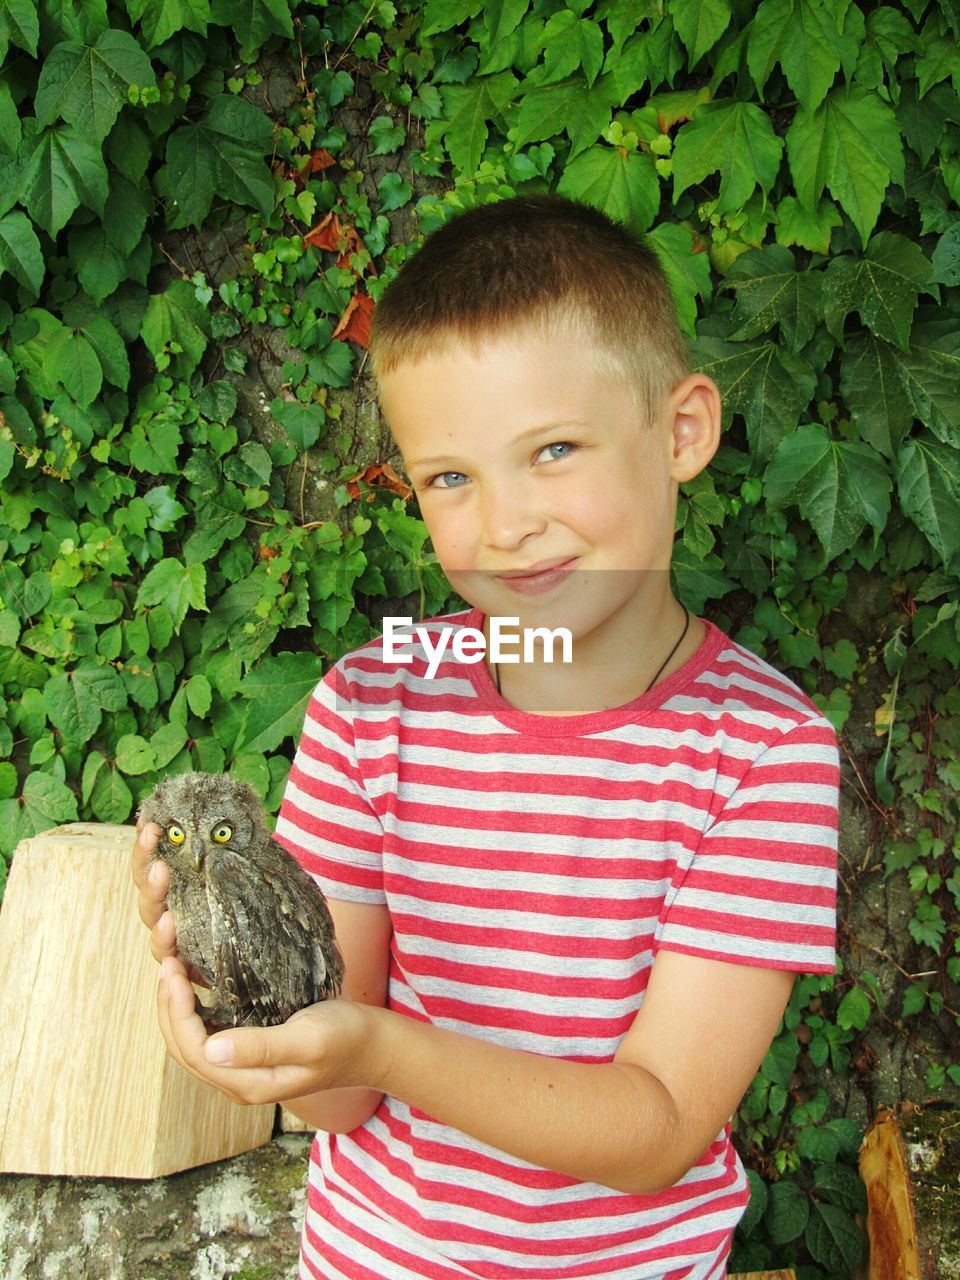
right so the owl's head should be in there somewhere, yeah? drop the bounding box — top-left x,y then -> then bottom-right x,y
139,771 -> 265,873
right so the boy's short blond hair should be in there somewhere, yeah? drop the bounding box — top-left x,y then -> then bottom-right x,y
369,194 -> 690,424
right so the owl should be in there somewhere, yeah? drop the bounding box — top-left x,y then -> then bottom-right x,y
139,771 -> 343,1029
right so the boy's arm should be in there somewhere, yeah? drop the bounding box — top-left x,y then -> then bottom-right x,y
359,949 -> 794,1193
158,946 -> 793,1195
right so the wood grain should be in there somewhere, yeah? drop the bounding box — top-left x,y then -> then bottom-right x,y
0,823 -> 274,1178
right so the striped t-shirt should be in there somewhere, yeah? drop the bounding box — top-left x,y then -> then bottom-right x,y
275,610 -> 839,1280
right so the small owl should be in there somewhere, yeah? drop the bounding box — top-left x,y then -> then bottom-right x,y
139,771 -> 343,1028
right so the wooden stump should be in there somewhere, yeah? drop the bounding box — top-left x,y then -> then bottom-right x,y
860,1106 -> 960,1280
0,823 -> 275,1179
729,1272 -> 796,1279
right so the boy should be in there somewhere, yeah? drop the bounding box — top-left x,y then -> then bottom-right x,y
133,195 -> 839,1279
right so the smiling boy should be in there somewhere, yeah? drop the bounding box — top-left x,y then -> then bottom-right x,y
134,195 -> 839,1280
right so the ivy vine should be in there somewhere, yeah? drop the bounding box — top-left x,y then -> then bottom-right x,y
0,2 -> 957,1276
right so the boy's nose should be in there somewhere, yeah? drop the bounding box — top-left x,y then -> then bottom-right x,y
478,478 -> 547,551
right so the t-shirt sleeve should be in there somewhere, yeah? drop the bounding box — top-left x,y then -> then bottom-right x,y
273,662 -> 387,905
656,716 -> 839,973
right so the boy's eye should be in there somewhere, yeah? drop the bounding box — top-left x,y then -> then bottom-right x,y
428,471 -> 469,489
536,442 -> 576,463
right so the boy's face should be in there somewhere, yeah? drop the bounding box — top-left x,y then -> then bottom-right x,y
378,325 -> 688,649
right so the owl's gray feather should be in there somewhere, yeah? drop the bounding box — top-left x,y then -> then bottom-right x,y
139,771 -> 343,1028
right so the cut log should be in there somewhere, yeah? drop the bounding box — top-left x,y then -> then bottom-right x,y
729,1272 -> 796,1279
860,1106 -> 960,1280
0,823 -> 275,1178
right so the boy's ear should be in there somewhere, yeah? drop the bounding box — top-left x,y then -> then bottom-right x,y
663,374 -> 722,483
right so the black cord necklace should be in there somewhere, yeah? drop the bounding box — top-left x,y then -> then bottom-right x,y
493,606 -> 691,698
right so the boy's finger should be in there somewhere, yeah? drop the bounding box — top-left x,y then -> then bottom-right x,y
131,821 -> 163,887
150,910 -> 178,964
204,1009 -> 330,1071
157,959 -> 205,1071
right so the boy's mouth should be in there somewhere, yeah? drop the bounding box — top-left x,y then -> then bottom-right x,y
495,557 -> 579,595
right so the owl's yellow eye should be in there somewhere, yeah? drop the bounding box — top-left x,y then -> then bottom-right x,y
211,823 -> 233,845
167,824 -> 186,845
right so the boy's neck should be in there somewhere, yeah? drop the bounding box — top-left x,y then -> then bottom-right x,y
483,598 -> 703,717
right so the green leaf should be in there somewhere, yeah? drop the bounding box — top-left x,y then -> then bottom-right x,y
125,0 -> 210,48
39,0 -> 110,44
271,397 -> 324,450
210,0 -> 292,48
508,74 -> 614,160
557,144 -> 659,233
786,86 -> 904,248
368,114 -> 405,156
932,223 -> 960,286
764,424 -> 892,558
836,983 -> 872,1031
420,0 -> 482,37
186,673 -> 212,717
235,651 -> 324,754
672,0 -> 730,64
647,222 -> 713,338
692,335 -> 816,462
151,722 -> 188,768
747,0 -> 846,113
673,100 -> 783,216
822,232 -> 933,351
17,121 -> 110,237
534,10 -> 604,87
225,441 -> 272,487
671,544 -> 735,611
0,211 -> 44,295
915,23 -> 960,98
90,765 -> 134,823
724,244 -> 821,353
896,81 -> 956,167
897,432 -> 960,567
182,492 -> 246,563
135,558 -> 208,631
161,94 -> 275,226
739,1169 -> 768,1239
797,1124 -> 841,1163
890,319 -> 960,448
480,0 -> 529,59
0,81 -> 21,161
814,1160 -> 868,1213
0,0 -> 39,58
775,195 -> 842,255
140,279 -> 209,376
823,638 -> 859,680
35,30 -> 156,140
765,1179 -> 809,1244
378,171 -> 413,212
840,332 -> 914,458
49,330 -> 102,406
438,71 -> 517,173
63,305 -> 130,391
115,733 -> 157,775
44,663 -> 127,744
0,772 -> 78,858
805,1201 -> 864,1274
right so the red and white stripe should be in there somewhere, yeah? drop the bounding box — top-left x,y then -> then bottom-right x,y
276,612 -> 839,1280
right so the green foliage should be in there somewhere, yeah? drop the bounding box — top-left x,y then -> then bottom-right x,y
0,1 -> 958,1273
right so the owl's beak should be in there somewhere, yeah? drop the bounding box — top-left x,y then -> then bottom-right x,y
193,845 -> 204,872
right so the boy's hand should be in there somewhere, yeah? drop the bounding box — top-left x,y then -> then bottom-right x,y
156,955 -> 372,1106
131,816 -> 177,963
